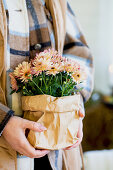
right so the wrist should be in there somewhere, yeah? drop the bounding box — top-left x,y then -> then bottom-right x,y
1,110 -> 14,136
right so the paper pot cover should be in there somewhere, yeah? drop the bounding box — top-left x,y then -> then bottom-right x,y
22,94 -> 80,150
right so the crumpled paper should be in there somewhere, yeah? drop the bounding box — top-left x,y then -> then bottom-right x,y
22,94 -> 80,150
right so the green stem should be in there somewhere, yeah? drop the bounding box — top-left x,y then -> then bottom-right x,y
50,86 -> 52,95
61,84 -> 64,96
60,72 -> 62,85
67,86 -> 74,95
23,86 -> 31,95
48,74 -> 53,88
61,73 -> 68,96
41,78 -> 42,88
50,74 -> 53,83
42,73 -> 47,92
32,79 -> 44,94
62,83 -> 69,96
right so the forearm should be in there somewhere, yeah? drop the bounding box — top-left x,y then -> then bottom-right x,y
0,103 -> 14,135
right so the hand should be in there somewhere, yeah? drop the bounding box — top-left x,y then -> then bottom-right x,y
64,118 -> 83,150
2,116 -> 50,158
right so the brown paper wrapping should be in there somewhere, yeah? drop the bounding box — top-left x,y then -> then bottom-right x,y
22,94 -> 80,150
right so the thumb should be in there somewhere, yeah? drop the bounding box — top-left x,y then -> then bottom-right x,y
23,119 -> 47,132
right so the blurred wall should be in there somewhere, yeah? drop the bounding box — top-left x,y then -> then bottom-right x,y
69,0 -> 113,95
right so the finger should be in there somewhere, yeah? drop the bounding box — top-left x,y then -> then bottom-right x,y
64,137 -> 82,150
22,149 -> 50,158
63,139 -> 78,150
77,119 -> 83,138
20,133 -> 49,158
64,119 -> 83,150
77,131 -> 83,139
20,143 -> 49,158
34,149 -> 50,158
17,145 -> 49,158
66,141 -> 79,150
24,143 -> 49,158
23,119 -> 47,132
17,147 -> 49,158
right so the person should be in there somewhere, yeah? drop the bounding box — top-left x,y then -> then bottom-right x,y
0,0 -> 93,169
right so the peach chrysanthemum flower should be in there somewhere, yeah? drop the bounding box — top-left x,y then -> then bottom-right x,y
36,49 -> 57,61
14,63 -> 22,78
72,70 -> 86,83
32,58 -> 51,75
14,61 -> 32,82
46,63 -> 60,75
9,73 -> 18,91
64,63 -> 74,73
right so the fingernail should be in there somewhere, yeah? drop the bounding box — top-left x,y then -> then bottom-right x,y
66,147 -> 72,150
35,123 -> 47,131
79,111 -> 84,117
41,126 -> 47,130
39,124 -> 47,130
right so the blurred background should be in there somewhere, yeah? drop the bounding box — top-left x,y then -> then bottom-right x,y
69,0 -> 113,169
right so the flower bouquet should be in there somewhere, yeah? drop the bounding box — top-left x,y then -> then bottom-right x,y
10,49 -> 86,150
